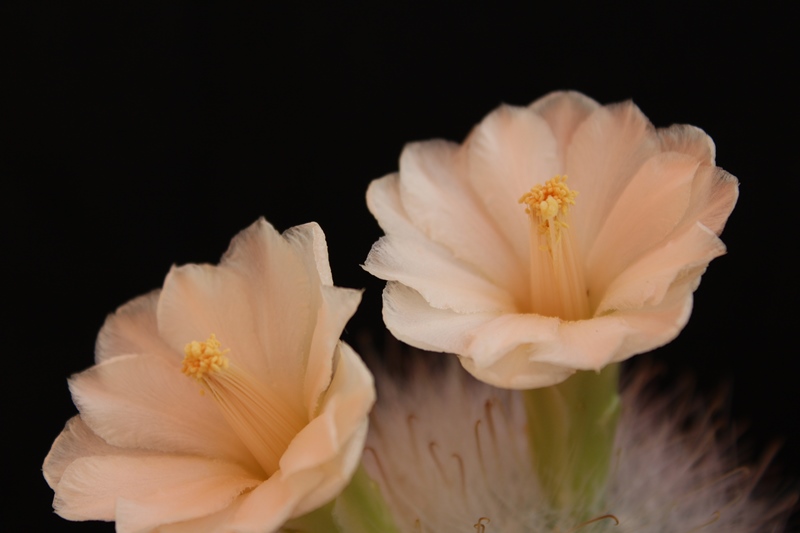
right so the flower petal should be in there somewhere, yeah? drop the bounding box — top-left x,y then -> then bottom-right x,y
681,164 -> 738,236
95,290 -> 175,364
283,222 -> 364,415
566,100 -> 661,253
596,222 -> 726,315
458,347 -> 575,390
586,152 -> 700,301
281,342 -> 373,479
303,285 -> 363,416
529,90 -> 600,171
658,124 -> 738,235
69,353 -> 258,472
365,174 -> 516,313
44,417 -> 152,491
154,497 -> 244,533
397,139 -> 528,296
381,281 -> 501,355
53,454 -> 257,527
229,473 -> 310,533
279,343 -> 373,517
658,123 -> 716,164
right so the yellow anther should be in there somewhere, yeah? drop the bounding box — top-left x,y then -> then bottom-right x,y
182,333 -> 230,381
519,175 -> 578,246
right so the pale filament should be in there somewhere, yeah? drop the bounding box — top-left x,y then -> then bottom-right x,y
519,176 -> 590,320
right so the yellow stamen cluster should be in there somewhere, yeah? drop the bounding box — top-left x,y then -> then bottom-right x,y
182,333 -> 230,381
518,175 -> 578,239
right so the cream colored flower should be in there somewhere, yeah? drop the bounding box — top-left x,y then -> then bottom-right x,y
44,219 -> 375,533
365,91 -> 738,388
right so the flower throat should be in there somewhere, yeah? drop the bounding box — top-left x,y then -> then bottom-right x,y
519,176 -> 590,320
182,334 -> 306,475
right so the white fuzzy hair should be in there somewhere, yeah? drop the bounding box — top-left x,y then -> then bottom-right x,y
362,349 -> 795,532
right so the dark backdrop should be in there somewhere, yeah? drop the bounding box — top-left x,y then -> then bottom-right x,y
6,3 -> 798,531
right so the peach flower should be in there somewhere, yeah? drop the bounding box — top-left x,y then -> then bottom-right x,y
44,219 -> 375,532
364,91 -> 737,389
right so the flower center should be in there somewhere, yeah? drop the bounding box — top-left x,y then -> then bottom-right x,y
519,175 -> 577,251
182,334 -> 306,476
519,176 -> 590,320
182,334 -> 230,380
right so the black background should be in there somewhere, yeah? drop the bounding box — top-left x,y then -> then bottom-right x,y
6,3 -> 799,531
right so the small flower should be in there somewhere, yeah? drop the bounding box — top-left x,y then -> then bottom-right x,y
363,351 -> 792,532
364,91 -> 738,388
43,219 -> 375,533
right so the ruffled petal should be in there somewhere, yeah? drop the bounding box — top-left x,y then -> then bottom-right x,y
606,277 -> 697,364
397,140 -> 528,296
381,282 -> 501,355
283,222 -> 334,286
44,417 -> 152,491
658,124 -> 738,235
365,175 -> 516,313
53,454 -> 257,526
681,164 -> 738,236
658,123 -> 716,164
596,222 -> 726,315
69,354 -> 258,472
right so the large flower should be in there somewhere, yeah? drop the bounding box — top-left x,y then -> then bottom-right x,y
364,91 -> 738,388
44,219 -> 375,532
